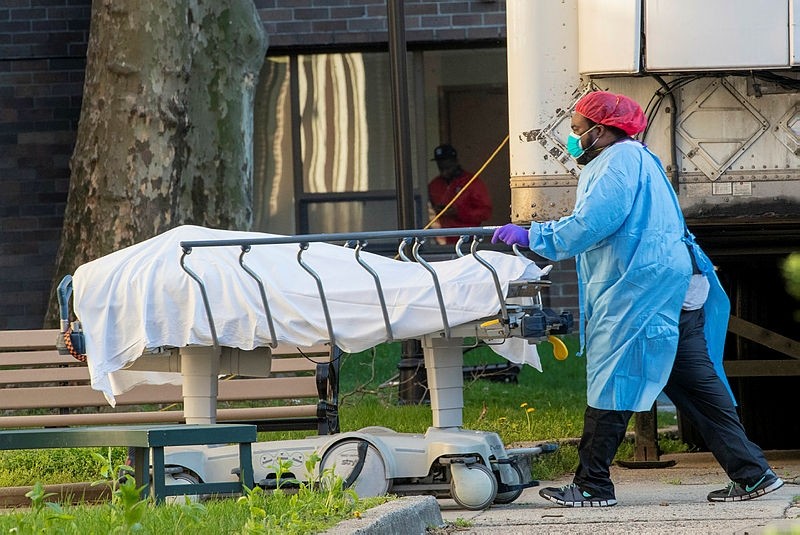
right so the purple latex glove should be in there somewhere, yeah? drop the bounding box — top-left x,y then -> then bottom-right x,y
491,224 -> 529,247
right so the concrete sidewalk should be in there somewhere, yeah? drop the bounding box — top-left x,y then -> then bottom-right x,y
437,450 -> 800,535
324,450 -> 799,534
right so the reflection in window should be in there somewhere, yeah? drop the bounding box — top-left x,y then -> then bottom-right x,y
253,57 -> 293,234
300,53 -> 369,195
253,52 -> 395,234
299,54 -> 369,232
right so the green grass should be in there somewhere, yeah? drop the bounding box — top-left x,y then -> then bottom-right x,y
338,337 -> 589,444
330,336 -> 688,478
335,337 -> 588,481
261,336 -> 589,444
0,447 -> 128,487
0,473 -> 389,535
262,336 -> 683,479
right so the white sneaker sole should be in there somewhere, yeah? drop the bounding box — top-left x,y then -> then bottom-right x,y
540,493 -> 618,507
707,477 -> 784,502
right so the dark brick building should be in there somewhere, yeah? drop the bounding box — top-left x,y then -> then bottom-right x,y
1,0 -> 90,329
1,0 -> 578,330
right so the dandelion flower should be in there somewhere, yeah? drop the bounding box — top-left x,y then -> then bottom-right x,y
526,407 -> 536,414
520,402 -> 528,408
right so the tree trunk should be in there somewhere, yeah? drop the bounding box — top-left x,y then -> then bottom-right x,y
47,0 -> 267,325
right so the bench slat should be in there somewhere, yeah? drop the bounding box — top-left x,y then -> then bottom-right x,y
0,405 -> 319,429
0,329 -> 328,355
0,376 -> 320,410
269,358 -> 317,373
0,329 -> 340,436
0,330 -> 60,351
1,351 -> 323,369
0,358 -> 318,385
0,350 -> 82,367
0,367 -> 90,385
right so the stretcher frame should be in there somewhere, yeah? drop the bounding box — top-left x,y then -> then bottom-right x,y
175,227 -> 565,429
60,227 -> 571,509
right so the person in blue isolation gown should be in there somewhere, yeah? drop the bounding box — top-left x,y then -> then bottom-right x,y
492,91 -> 783,507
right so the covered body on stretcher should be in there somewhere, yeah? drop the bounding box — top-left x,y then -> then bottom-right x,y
65,225 -> 571,406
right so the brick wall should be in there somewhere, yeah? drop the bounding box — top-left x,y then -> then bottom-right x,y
0,0 -> 520,329
0,0 -> 90,329
255,0 -> 507,49
545,258 -> 579,320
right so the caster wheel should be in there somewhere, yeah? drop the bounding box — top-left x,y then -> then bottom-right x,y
320,439 -> 390,498
450,462 -> 497,510
164,470 -> 200,504
493,463 -> 524,504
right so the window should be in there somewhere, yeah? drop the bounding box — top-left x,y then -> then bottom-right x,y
252,48 -> 507,235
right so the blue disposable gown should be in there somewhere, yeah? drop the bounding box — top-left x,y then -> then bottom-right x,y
527,139 -> 734,411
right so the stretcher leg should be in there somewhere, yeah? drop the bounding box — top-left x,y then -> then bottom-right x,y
180,346 -> 221,424
421,334 -> 464,429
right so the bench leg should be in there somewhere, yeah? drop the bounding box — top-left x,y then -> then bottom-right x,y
239,441 -> 254,491
151,446 -> 166,504
133,447 -> 150,501
633,405 -> 660,461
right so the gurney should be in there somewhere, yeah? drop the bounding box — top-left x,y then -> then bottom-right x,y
58,225 -> 572,509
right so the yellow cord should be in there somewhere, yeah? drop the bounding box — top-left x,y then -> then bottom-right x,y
425,134 -> 509,230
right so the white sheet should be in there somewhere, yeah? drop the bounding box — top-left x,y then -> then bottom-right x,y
72,225 -> 543,404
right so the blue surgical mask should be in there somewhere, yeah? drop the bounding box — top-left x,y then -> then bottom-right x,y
566,124 -> 599,158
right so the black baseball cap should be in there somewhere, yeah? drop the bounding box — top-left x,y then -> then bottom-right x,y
432,144 -> 457,161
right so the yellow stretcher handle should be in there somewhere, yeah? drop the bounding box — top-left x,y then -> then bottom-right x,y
548,335 -> 569,361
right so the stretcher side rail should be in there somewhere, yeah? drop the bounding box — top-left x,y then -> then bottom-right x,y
0,329 -> 341,435
0,424 -> 256,503
178,227 -> 526,347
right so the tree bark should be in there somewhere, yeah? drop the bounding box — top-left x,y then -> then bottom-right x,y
47,0 -> 267,325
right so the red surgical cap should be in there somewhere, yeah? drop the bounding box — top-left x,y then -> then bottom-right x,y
575,91 -> 647,136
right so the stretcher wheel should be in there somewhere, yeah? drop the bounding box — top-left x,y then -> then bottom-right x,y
320,439 -> 390,498
164,470 -> 200,504
493,462 -> 524,504
449,462 -> 497,510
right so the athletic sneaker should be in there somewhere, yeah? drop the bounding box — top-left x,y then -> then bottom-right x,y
539,483 -> 617,507
707,469 -> 784,502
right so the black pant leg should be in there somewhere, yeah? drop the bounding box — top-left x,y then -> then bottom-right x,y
663,308 -> 769,483
573,406 -> 632,498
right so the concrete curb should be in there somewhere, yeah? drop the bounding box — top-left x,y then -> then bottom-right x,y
323,495 -> 443,535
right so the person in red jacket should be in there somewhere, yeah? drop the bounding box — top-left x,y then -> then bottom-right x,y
428,144 -> 492,243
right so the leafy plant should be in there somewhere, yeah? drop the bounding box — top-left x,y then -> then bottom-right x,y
1,454 -> 388,534
520,402 -> 536,435
782,252 -> 800,299
237,485 -> 268,534
90,448 -> 149,533
271,457 -> 298,490
111,475 -> 148,532
25,481 -> 56,515
19,481 -> 76,532
304,451 -> 322,483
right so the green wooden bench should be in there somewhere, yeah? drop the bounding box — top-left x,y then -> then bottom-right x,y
0,424 -> 256,503
0,328 -> 342,505
0,329 -> 340,434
